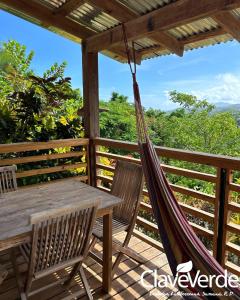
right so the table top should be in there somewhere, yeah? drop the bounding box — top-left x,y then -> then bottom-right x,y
0,178 -> 122,243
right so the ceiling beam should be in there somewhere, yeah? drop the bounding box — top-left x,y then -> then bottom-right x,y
54,0 -> 85,17
0,0 -> 93,39
88,0 -> 183,56
149,32 -> 184,56
86,0 -> 240,52
137,27 -> 226,58
213,11 -> 240,41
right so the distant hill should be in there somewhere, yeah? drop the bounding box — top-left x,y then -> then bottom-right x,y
213,102 -> 240,112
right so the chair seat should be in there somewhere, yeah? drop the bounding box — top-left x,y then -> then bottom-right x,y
92,217 -> 129,239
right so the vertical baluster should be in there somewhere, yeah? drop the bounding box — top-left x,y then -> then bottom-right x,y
215,168 -> 232,266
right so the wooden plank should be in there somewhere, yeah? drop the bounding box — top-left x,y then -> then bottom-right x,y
0,0 -> 94,39
86,0 -> 240,52
96,151 -> 217,182
140,201 -> 214,223
96,150 -> 140,163
229,183 -> 240,193
162,164 -> 217,183
82,42 -> 99,187
225,261 -> 240,277
16,163 -> 87,178
0,138 -> 89,154
213,11 -> 240,41
94,137 -> 240,169
228,202 -> 240,213
0,151 -> 85,166
137,215 -> 213,238
227,223 -> 240,235
226,242 -> 240,256
98,173 -> 215,204
170,184 -> 216,203
96,163 -> 114,173
54,0 -> 85,16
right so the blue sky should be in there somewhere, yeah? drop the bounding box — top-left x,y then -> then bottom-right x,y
1,9 -> 240,110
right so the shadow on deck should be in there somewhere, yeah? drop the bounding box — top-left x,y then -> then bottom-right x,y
0,233 -> 181,300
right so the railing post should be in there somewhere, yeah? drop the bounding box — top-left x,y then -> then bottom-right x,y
215,168 -> 231,265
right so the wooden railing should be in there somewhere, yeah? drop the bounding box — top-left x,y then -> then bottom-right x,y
0,138 -> 89,185
93,137 -> 240,276
0,137 -> 239,276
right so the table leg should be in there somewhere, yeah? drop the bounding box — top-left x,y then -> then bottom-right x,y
102,211 -> 112,293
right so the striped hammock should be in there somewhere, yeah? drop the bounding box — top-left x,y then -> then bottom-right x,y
122,25 -> 240,299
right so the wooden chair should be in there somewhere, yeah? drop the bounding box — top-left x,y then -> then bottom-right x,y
90,160 -> 144,275
0,165 -> 17,194
11,200 -> 99,300
0,165 -> 17,284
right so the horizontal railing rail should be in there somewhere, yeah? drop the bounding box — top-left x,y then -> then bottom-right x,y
94,137 -> 240,277
0,138 -> 89,184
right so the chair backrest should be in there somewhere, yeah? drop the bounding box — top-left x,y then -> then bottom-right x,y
112,160 -> 143,225
0,165 -> 17,194
27,200 -> 99,277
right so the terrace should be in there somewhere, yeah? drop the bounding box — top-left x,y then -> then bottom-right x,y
0,0 -> 240,299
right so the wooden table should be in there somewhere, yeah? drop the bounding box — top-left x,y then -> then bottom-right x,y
0,178 -> 123,293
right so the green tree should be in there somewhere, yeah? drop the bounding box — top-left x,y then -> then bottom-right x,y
0,40 -> 83,143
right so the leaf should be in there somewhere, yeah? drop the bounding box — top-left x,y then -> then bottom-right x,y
176,261 -> 193,273
59,116 -> 68,126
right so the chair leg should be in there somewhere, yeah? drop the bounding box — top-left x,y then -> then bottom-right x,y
63,262 -> 81,288
10,248 -> 28,300
79,266 -> 93,300
112,252 -> 124,276
111,232 -> 146,276
0,264 -> 8,285
88,236 -> 98,253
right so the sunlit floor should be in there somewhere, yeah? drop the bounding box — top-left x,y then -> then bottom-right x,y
0,233 -> 181,300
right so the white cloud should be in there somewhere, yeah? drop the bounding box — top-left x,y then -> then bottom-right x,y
192,73 -> 240,104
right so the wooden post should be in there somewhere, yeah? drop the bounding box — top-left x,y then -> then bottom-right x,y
82,41 -> 99,187
215,168 -> 232,265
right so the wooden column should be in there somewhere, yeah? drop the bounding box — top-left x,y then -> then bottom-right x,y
82,41 -> 99,187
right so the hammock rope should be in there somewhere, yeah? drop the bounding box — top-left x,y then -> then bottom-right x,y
121,23 -> 240,299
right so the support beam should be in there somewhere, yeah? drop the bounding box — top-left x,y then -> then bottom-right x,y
149,32 -> 184,57
54,0 -> 85,17
88,0 -> 183,56
0,0 -> 93,39
86,0 -> 240,52
213,11 -> 240,41
137,27 -> 226,58
82,42 -> 99,186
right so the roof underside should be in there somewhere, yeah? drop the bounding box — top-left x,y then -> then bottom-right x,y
1,0 -> 240,63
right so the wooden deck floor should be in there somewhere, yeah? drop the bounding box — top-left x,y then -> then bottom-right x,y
0,233 -> 181,300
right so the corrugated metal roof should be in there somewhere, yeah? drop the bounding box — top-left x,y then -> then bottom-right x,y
1,0 -> 238,63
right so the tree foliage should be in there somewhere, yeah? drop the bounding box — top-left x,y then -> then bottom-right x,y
0,40 -> 83,143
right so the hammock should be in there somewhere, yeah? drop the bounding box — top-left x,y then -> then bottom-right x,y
122,25 -> 240,299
